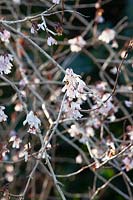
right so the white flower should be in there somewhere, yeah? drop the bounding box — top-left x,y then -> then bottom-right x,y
86,126 -> 94,137
37,22 -> 45,31
111,40 -> 118,48
98,29 -> 116,44
76,154 -> 82,164
0,30 -> 10,43
0,54 -> 13,74
52,0 -> 60,4
68,36 -> 86,52
12,0 -> 21,4
31,26 -> 36,34
110,67 -> 117,74
128,130 -> 133,140
124,100 -> 132,108
47,36 -> 57,46
23,111 -> 41,134
19,143 -> 30,162
62,68 -> 87,119
62,68 -> 86,101
63,100 -> 82,119
9,136 -> 22,149
0,106 -> 8,122
122,157 -> 133,171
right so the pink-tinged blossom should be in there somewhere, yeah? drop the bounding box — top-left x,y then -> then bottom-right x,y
0,106 -> 8,122
68,36 -> 86,52
63,100 -> 82,119
76,154 -> 82,164
98,29 -> 116,44
2,145 -> 10,158
0,54 -> 13,74
122,157 -> 133,171
9,136 -> 22,149
52,0 -> 60,4
0,30 -> 10,43
62,68 -> 87,119
68,123 -> 94,144
23,111 -> 41,134
62,68 -> 86,101
47,36 -> 57,46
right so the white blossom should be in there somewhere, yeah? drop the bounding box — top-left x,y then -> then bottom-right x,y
52,0 -> 60,4
128,129 -> 133,140
68,36 -> 86,52
76,154 -> 82,164
0,54 -> 13,74
9,136 -> 22,149
12,0 -> 21,4
0,29 -> 10,43
62,68 -> 86,101
37,22 -> 45,31
122,157 -> 133,171
124,100 -> 132,108
62,68 -> 87,119
63,100 -> 83,119
98,29 -> 116,44
19,143 -> 30,162
47,36 -> 57,46
23,111 -> 41,134
0,106 -> 8,122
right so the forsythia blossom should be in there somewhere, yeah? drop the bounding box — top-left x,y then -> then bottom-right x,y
23,111 -> 41,134
68,36 -> 86,52
62,68 -> 87,119
0,106 -> 8,122
0,54 -> 13,74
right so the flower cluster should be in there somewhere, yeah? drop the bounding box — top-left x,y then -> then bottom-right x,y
62,68 -> 87,119
0,54 -> 13,74
23,111 -> 41,134
0,106 -> 8,122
